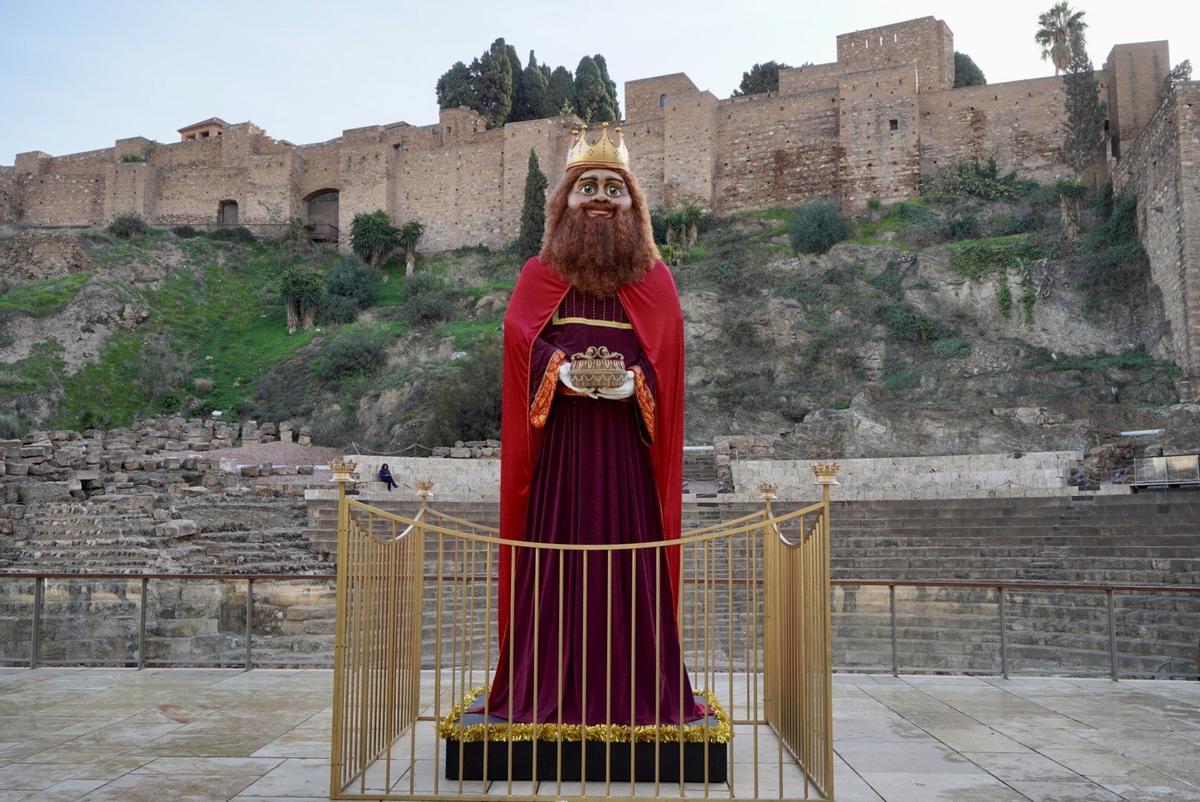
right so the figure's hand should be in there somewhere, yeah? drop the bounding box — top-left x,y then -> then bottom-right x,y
558,361 -> 600,399
596,370 -> 635,401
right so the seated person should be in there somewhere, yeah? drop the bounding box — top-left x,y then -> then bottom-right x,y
377,463 -> 397,491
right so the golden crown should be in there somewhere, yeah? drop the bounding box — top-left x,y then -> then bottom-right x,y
329,456 -> 358,477
566,122 -> 629,171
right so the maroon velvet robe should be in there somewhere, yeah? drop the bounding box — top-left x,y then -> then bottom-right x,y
484,286 -> 699,727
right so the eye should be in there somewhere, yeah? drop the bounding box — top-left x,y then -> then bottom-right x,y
579,182 -> 596,194
605,184 -> 624,197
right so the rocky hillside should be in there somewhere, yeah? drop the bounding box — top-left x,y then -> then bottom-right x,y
0,176 -> 1196,458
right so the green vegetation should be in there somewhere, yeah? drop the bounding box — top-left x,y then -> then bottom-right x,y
108,215 -> 149,239
435,40 -> 618,126
1036,2 -> 1087,75
953,52 -> 986,87
516,150 -> 548,260
923,158 -> 1037,201
732,60 -> 791,96
1077,194 -> 1148,313
948,234 -> 1048,278
875,301 -> 942,343
788,200 -> 850,254
350,210 -> 400,269
0,273 -> 90,316
119,153 -> 146,163
1061,47 -> 1105,175
314,324 -> 391,383
996,272 -> 1014,318
933,338 -> 971,358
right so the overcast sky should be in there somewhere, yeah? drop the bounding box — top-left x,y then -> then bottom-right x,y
1,0 -> 1195,164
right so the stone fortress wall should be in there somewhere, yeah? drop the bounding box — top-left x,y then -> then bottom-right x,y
1,15 -> 1198,396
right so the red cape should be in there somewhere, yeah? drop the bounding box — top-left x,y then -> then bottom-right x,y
498,256 -> 685,641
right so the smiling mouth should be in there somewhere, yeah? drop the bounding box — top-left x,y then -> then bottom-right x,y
585,205 -> 615,218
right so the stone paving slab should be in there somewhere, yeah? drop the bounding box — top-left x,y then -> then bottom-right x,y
0,669 -> 1196,801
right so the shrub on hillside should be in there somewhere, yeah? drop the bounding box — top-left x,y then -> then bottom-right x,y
325,257 -> 380,309
172,225 -> 198,238
314,325 -> 390,382
393,273 -> 462,325
875,301 -> 942,343
320,294 -> 361,325
1078,195 -> 1149,313
922,159 -> 1036,201
108,215 -> 149,239
945,213 -> 979,241
419,339 -> 503,445
788,200 -> 850,255
207,226 -> 256,243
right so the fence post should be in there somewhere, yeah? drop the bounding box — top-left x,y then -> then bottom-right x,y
244,578 -> 254,670
329,456 -> 359,800
138,577 -> 149,670
1106,589 -> 1118,681
30,577 -> 44,669
998,587 -> 1008,679
889,584 -> 898,676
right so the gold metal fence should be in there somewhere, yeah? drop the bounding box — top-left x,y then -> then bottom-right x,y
329,463 -> 837,801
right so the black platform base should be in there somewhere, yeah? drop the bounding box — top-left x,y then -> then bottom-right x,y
443,737 -> 727,783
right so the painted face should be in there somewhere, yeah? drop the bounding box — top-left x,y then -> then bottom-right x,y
566,169 -> 632,218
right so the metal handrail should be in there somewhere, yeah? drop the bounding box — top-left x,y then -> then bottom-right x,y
2,572 -> 1197,679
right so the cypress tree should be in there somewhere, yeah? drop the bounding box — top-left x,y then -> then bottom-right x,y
593,54 -> 621,120
436,61 -> 475,109
517,51 -> 548,122
1061,46 -> 1106,175
732,61 -> 791,96
505,43 -> 529,122
953,52 -> 987,87
473,38 -> 513,128
545,66 -> 576,116
575,56 -> 614,123
516,150 -> 548,260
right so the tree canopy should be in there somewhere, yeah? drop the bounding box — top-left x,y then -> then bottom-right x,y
953,52 -> 987,87
732,61 -> 791,96
435,42 -> 619,127
1061,46 -> 1106,175
1035,2 -> 1087,75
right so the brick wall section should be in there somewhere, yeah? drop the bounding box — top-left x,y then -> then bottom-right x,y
715,90 -> 840,211
625,73 -> 700,122
778,63 -> 843,95
663,91 -> 719,206
917,75 -> 1090,185
0,166 -> 15,223
0,15 -> 1184,310
1112,82 -> 1200,399
1105,41 -> 1170,158
836,17 -> 953,93
838,66 -> 922,207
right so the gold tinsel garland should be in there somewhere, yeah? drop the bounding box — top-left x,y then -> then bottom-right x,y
438,686 -> 732,744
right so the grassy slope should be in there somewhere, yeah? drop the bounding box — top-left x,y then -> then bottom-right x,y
0,188 -> 1182,447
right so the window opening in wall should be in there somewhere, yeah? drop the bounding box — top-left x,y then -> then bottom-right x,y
217,199 -> 238,227
659,94 -> 667,109
889,119 -> 899,131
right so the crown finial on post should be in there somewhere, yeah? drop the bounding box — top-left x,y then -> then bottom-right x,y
811,462 -> 840,486
329,456 -> 358,484
759,482 -> 778,500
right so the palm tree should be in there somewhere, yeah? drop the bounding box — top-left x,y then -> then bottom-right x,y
1036,2 -> 1087,75
398,221 -> 425,277
280,269 -> 323,333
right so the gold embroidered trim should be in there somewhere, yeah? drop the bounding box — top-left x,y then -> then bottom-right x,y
530,350 -> 567,429
551,311 -> 634,330
438,686 -> 731,744
632,365 -> 655,441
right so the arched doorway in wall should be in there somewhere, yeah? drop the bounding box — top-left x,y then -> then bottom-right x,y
217,199 -> 239,227
304,189 -> 339,242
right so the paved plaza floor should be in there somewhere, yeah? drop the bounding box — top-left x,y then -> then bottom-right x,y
0,668 -> 1197,801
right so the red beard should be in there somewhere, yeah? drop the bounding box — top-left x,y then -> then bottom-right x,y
540,170 -> 659,298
